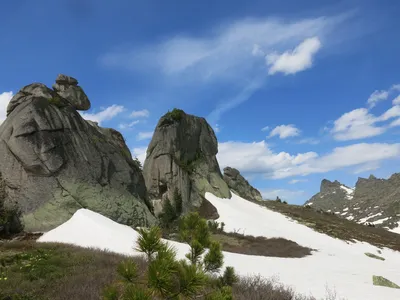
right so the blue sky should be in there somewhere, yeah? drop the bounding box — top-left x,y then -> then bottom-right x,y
1,0 -> 400,204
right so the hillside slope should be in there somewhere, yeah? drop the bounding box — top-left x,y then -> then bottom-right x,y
305,175 -> 400,231
38,192 -> 400,300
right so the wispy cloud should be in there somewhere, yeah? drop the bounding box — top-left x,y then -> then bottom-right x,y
269,124 -> 301,139
0,91 -> 13,124
289,179 -> 309,184
130,109 -> 150,118
101,14 -> 351,121
266,37 -> 322,75
367,83 -> 400,108
80,105 -> 125,125
131,147 -> 147,165
119,120 -> 140,130
136,131 -> 153,141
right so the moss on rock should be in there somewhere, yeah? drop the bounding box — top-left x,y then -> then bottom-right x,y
372,275 -> 400,289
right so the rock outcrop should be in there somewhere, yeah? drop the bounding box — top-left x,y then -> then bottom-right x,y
305,175 -> 400,231
143,109 -> 231,219
223,167 -> 262,201
0,75 -> 155,232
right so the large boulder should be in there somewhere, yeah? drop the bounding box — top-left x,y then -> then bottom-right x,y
52,74 -> 91,110
143,109 -> 231,218
0,75 -> 155,232
223,167 -> 262,201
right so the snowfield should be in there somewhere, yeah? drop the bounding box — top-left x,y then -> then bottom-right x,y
38,192 -> 400,300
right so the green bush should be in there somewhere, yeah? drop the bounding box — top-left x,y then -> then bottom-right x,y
165,108 -> 185,122
159,189 -> 184,228
104,212 -> 237,299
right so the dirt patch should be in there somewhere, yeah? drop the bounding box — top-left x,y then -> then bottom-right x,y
213,232 -> 313,258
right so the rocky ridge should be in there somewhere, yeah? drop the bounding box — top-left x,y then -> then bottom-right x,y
0,75 -> 155,232
223,167 -> 262,201
305,175 -> 400,231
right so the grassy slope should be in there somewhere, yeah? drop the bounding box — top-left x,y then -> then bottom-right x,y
0,240 -> 327,300
258,200 -> 400,251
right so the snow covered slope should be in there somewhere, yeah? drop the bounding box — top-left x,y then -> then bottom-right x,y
38,192 -> 400,300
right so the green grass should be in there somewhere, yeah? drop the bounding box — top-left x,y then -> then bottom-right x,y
364,252 -> 385,261
372,275 -> 400,289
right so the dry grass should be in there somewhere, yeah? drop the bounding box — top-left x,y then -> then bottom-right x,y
213,232 -> 313,258
0,240 -> 342,300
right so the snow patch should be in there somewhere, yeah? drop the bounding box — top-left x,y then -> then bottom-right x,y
340,185 -> 354,199
359,212 -> 383,224
37,193 -> 400,300
343,207 -> 349,212
346,215 -> 355,221
372,217 -> 389,225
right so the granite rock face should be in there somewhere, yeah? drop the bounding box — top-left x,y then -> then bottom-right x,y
0,75 -> 155,232
143,109 -> 231,219
223,167 -> 262,201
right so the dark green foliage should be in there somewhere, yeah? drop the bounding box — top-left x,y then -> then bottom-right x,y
159,189 -> 184,228
159,198 -> 177,227
117,260 -> 138,283
220,267 -> 238,287
283,201 -> 288,204
133,157 -> 142,169
102,285 -> 119,300
105,212 -> 235,299
208,220 -> 225,233
204,241 -> 224,273
165,108 -> 185,122
122,285 -> 152,300
173,188 -> 183,216
135,227 -> 163,262
276,197 -> 282,203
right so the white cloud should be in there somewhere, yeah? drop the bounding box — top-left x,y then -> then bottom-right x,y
260,188 -> 305,201
80,105 -> 125,125
119,120 -> 140,130
261,126 -> 269,132
217,140 -> 400,179
130,109 -> 149,118
289,179 -> 308,184
0,91 -> 13,124
331,105 -> 400,141
136,131 -> 153,141
269,124 -> 300,139
131,147 -> 147,166
366,84 -> 400,108
331,108 -> 385,141
367,90 -> 389,108
266,37 -> 322,75
392,95 -> 400,105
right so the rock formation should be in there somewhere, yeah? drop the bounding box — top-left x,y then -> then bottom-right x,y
143,109 -> 231,219
305,175 -> 400,231
0,75 -> 155,232
223,167 -> 262,201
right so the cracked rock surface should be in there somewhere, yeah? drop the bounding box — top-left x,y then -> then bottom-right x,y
0,75 -> 155,231
143,109 -> 231,218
